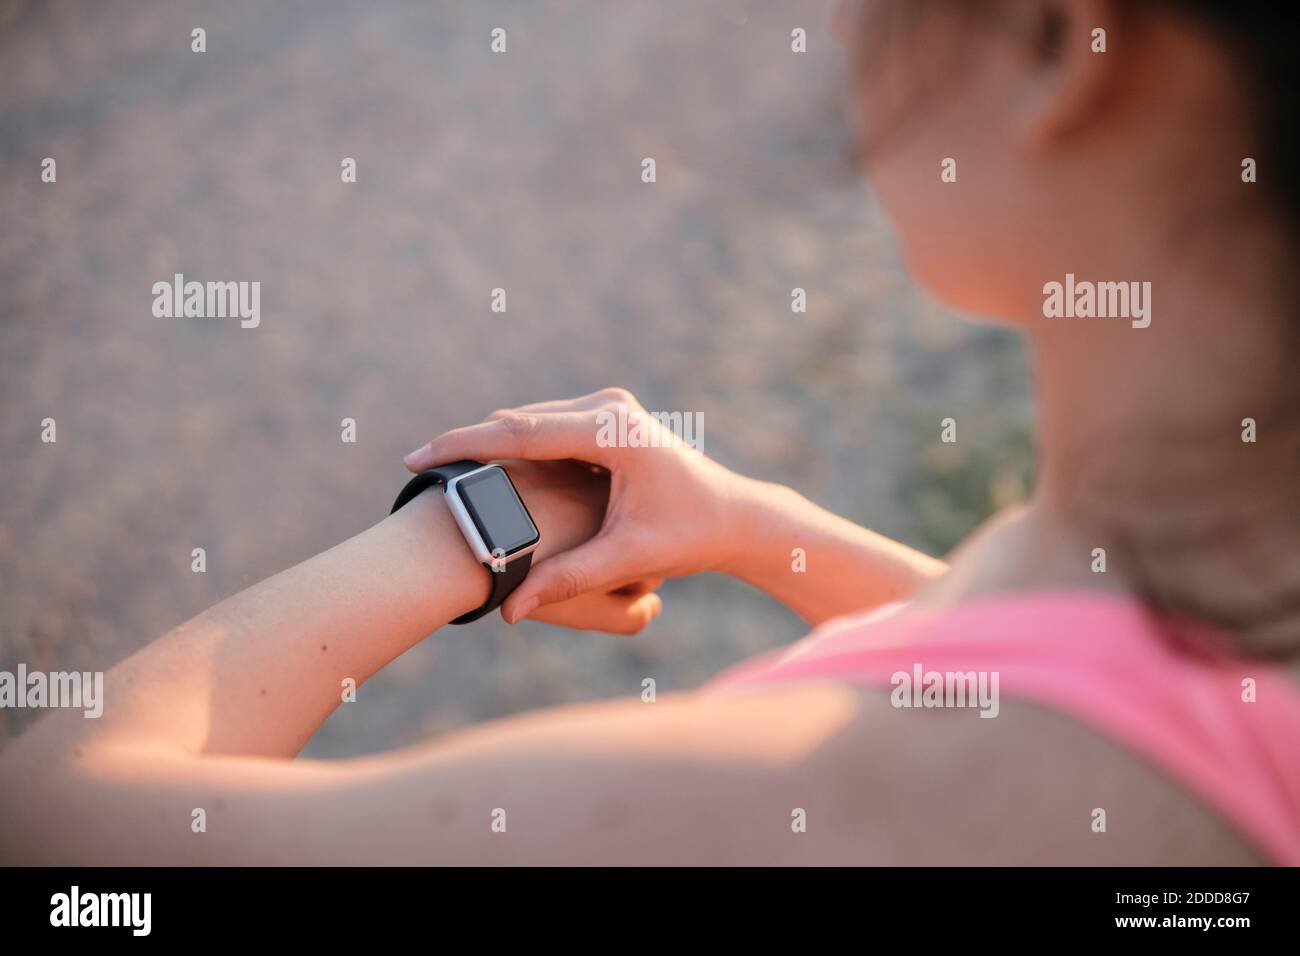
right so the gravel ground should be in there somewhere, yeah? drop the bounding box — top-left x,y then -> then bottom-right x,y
0,0 -> 1032,755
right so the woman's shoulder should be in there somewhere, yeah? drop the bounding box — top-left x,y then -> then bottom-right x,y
705,588 -> 1300,864
801,680 -> 1268,864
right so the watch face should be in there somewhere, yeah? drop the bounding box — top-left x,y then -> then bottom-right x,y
455,466 -> 540,557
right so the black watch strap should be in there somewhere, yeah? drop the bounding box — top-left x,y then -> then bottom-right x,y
458,549 -> 532,625
390,460 -> 533,625
389,460 -> 481,511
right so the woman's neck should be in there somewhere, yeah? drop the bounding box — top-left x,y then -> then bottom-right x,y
1024,229 -> 1300,658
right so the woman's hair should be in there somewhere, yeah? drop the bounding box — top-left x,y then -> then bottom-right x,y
856,1 -> 1299,232
1166,1 -> 1299,232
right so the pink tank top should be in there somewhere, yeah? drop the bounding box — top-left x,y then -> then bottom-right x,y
705,590 -> 1300,865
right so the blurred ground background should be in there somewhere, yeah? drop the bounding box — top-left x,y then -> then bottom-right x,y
0,0 -> 1033,756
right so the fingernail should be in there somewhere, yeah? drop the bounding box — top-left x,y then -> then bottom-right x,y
509,596 -> 539,623
404,445 -> 433,468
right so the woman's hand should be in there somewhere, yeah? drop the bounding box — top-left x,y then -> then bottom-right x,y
404,389 -> 757,625
494,457 -> 665,635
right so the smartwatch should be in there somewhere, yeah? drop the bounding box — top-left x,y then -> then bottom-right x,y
390,460 -> 541,624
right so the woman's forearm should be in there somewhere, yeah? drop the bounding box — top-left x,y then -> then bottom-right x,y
721,478 -> 946,625
6,459 -> 935,779
32,491 -> 488,761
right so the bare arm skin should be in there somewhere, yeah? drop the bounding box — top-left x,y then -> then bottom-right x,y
0,426 -> 1251,865
717,476 -> 947,624
404,389 -> 947,627
0,463 -> 915,865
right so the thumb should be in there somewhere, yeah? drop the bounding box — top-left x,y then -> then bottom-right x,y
502,537 -> 632,623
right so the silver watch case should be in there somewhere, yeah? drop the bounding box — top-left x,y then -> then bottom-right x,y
443,464 -> 542,572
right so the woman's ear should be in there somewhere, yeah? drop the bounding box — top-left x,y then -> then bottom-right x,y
1005,0 -> 1125,151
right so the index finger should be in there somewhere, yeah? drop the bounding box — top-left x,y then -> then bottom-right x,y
404,411 -> 612,471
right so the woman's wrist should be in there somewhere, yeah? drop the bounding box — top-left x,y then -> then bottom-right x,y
381,489 -> 492,621
385,467 -> 604,613
712,474 -> 806,582
711,475 -> 944,623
